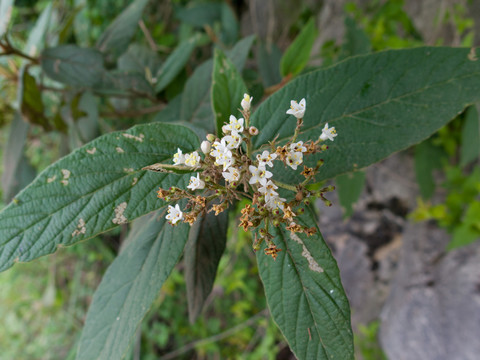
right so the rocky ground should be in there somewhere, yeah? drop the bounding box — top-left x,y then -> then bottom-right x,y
318,152 -> 480,360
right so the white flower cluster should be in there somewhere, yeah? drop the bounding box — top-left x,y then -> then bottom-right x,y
161,94 -> 338,233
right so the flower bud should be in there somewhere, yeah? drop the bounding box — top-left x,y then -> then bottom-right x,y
249,126 -> 259,136
241,93 -> 252,111
206,134 -> 216,142
201,140 -> 211,154
272,219 -> 280,227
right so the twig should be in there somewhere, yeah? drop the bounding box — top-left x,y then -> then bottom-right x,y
139,19 -> 158,52
159,309 -> 269,360
0,36 -> 39,63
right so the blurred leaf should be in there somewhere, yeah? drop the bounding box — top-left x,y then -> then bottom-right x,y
211,49 -> 247,136
0,123 -> 199,273
175,2 -> 222,28
40,45 -> 105,87
448,223 -> 480,251
180,36 -> 255,131
20,70 -> 50,130
0,0 -> 14,37
251,47 -> 480,184
415,138 -> 445,199
118,43 -> 161,75
257,41 -> 282,88
25,2 -> 52,57
336,170 -> 366,218
185,210 -> 228,323
225,34 -> 256,72
154,37 -> 197,93
220,3 -> 238,46
1,112 -> 36,203
460,105 -> 480,167
257,208 -> 353,360
181,60 -> 214,128
97,71 -> 155,98
339,16 -> 371,60
280,18 -> 318,78
58,6 -> 82,44
76,212 -> 190,360
73,0 -> 91,47
96,0 -> 149,59
68,91 -> 99,148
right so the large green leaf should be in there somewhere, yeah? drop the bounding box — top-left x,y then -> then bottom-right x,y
40,45 -> 105,87
0,0 -> 13,37
0,123 -> 199,272
279,18 -> 317,78
76,212 -> 190,360
96,0 -> 149,59
185,210 -> 228,323
252,47 -> 480,183
154,37 -> 198,93
211,49 -> 247,136
257,208 -> 353,360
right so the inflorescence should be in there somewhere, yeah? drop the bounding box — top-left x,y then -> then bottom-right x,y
156,94 -> 338,260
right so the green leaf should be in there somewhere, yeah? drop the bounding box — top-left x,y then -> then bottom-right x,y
1,112 -> 35,203
257,41 -> 282,87
257,208 -> 353,360
220,3 -> 238,46
96,0 -> 149,59
154,37 -> 197,93
0,123 -> 199,273
336,171 -> 366,218
280,18 -> 318,78
252,47 -> 480,183
339,16 -> 371,60
175,2 -> 222,28
40,45 -> 105,87
460,105 -> 480,167
76,212 -> 190,360
21,70 -> 50,130
211,49 -> 247,136
96,71 -> 155,99
448,223 -> 480,250
185,210 -> 228,323
24,2 -> 52,57
118,43 -> 161,75
414,138 -> 445,199
180,36 -> 255,130
0,0 -> 14,37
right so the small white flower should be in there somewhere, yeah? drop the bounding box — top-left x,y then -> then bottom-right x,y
166,204 -> 183,224
290,141 -> 307,153
184,151 -> 201,167
223,131 -> 242,149
249,165 -> 272,186
187,173 -> 205,191
241,93 -> 252,111
286,98 -> 306,119
201,140 -> 211,154
258,180 -> 278,198
286,152 -> 303,170
173,148 -> 185,165
222,167 -> 240,183
319,123 -> 338,141
256,150 -> 277,168
210,139 -> 234,170
223,115 -> 244,133
265,196 -> 286,211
